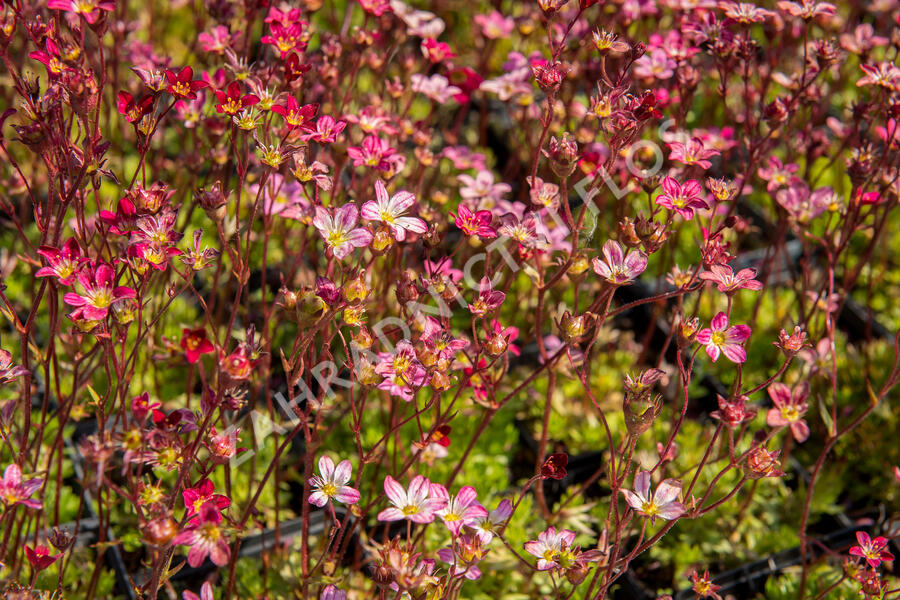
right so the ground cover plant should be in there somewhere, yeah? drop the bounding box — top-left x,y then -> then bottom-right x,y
1,0 -> 900,598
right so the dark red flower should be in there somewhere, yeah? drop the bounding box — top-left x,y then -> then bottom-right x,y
164,66 -> 208,100
215,81 -> 260,115
25,545 -> 61,571
541,453 -> 568,480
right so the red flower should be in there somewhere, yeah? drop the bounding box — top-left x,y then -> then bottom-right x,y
540,453 -> 568,480
215,81 -> 259,115
183,479 -> 231,516
165,66 -> 208,101
180,328 -> 215,364
283,52 -> 311,83
25,545 -> 61,571
271,97 -> 318,130
850,531 -> 895,568
116,91 -> 154,123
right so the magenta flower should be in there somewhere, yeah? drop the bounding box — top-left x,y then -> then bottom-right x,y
308,456 -> 360,507
471,499 -> 513,544
182,582 -> 214,600
766,382 -> 810,443
696,312 -> 751,363
35,238 -> 84,286
63,263 -> 136,321
0,464 -> 42,510
656,177 -> 709,220
621,471 -> 686,524
699,264 -> 764,293
667,137 -> 720,170
451,204 -> 497,238
319,584 -> 346,600
165,66 -> 208,101
377,475 -> 447,524
0,350 -> 29,385
301,115 -> 347,144
313,205 -> 373,260
47,0 -> 114,23
347,135 -> 403,172
361,181 -> 427,241
375,340 -> 427,401
592,240 -> 648,285
432,486 -> 488,536
850,532 -> 895,568
524,526 -> 577,571
182,479 -> 231,516
857,62 -> 900,89
468,277 -> 506,316
173,502 -> 230,567
777,0 -> 835,20
272,97 -> 318,131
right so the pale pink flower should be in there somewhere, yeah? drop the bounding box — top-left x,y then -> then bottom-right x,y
361,181 -> 426,241
858,62 -> 900,89
471,499 -> 512,544
473,10 -> 514,39
432,486 -> 488,536
377,475 -> 447,524
410,74 -> 462,103
667,137 -> 720,169
621,471 -> 686,523
173,502 -> 230,567
313,205 -> 373,260
766,382 -> 810,442
309,456 -> 361,507
524,526 -> 577,570
592,240 -> 648,285
699,264 -> 763,293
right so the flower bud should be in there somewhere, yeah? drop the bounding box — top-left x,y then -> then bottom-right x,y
544,134 -> 579,178
624,394 -> 661,437
485,333 -> 509,356
143,515 -> 177,546
296,289 -> 326,326
745,446 -> 785,479
49,527 -> 75,552
355,359 -> 382,387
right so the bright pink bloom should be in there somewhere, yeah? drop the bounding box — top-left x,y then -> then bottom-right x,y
214,81 -> 259,115
182,582 -> 214,600
473,10 -> 515,39
656,177 -> 708,220
766,382 -> 810,443
377,476 -> 447,524
451,204 -> 496,238
261,23 -> 308,57
696,312 -> 751,363
198,26 -> 233,54
468,277 -> 505,316
28,39 -> 67,78
183,479 -> 231,516
63,263 -> 136,321
36,238 -> 84,286
361,181 -> 427,241
0,464 -> 42,510
347,135 -> 403,172
174,502 -> 230,567
699,264 -> 763,293
308,456 -> 360,507
375,340 -> 427,401
47,0 -> 114,23
850,532 -> 895,568
300,115 -> 346,143
25,545 -> 61,571
622,471 -> 686,523
592,240 -> 648,285
180,328 -> 215,364
313,204 -> 373,260
271,97 -> 318,130
524,526 -> 577,570
432,486 -> 488,536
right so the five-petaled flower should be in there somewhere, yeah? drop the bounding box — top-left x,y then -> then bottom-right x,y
377,475 -> 447,523
622,471 -> 686,523
36,238 -> 85,286
47,0 -> 114,23
450,204 -> 496,238
667,137 -> 720,170
524,526 -> 578,571
313,204 -> 373,260
656,177 -> 709,220
432,486 -> 488,536
173,501 -> 231,567
696,312 -> 751,363
25,545 -> 61,571
116,92 -> 154,123
849,531 -> 895,568
308,455 -> 360,507
766,381 -> 810,442
272,97 -> 318,130
181,328 -> 215,364
361,181 -> 427,241
0,464 -> 42,510
592,240 -> 648,285
182,479 -> 231,516
215,81 -> 260,115
63,263 -> 137,321
165,66 -> 208,100
699,264 -> 763,294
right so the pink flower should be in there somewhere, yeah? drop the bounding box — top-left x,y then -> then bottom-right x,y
592,240 -> 648,285
850,532 -> 895,568
473,10 -> 515,39
0,464 -> 42,510
524,526 -> 577,570
300,115 -> 346,144
272,97 -> 318,131
347,135 -> 403,173
471,499 -> 512,544
63,263 -> 136,321
174,502 -> 231,567
634,48 -> 676,80
308,456 -> 360,507
857,62 -> 900,89
451,204 -> 497,238
621,471 -> 686,523
458,171 -> 511,208
711,394 -> 757,428
433,486 -> 488,536
719,1 -> 775,23
757,156 -> 800,192
319,584 -> 346,600
777,0 -> 835,20
183,479 -> 231,516
667,137 -> 720,170
183,582 -> 214,600
410,74 -> 462,104
261,23 -> 308,57
35,238 -> 84,286
699,264 -> 763,293
313,204 -> 373,260
656,177 -> 708,220
375,340 -> 427,401
198,25 -> 233,54
766,382 -> 810,443
361,181 -> 427,241
25,545 -> 61,571
47,0 -> 114,23
696,312 -> 751,363
377,475 -> 447,524
468,277 -> 506,316
0,350 -> 28,385
437,534 -> 485,580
